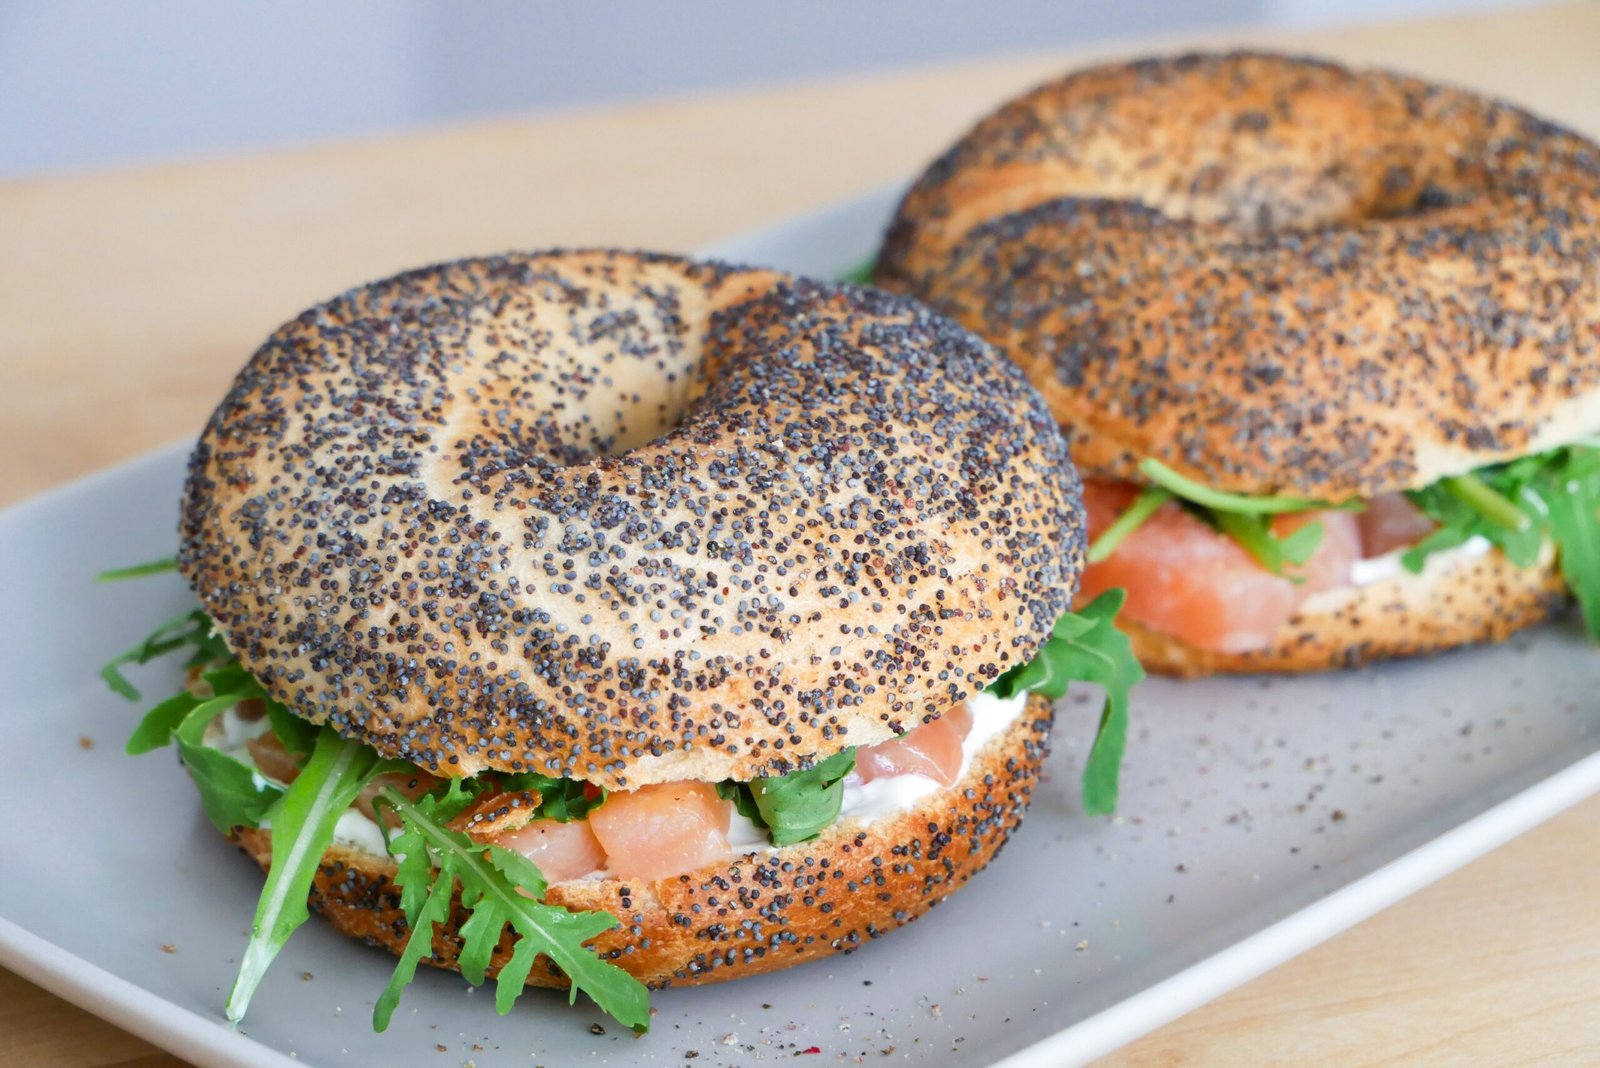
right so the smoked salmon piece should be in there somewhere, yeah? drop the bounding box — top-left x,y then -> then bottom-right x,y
1357,493 -> 1437,557
587,781 -> 733,881
855,702 -> 974,786
1273,510 -> 1361,593
1079,480 -> 1360,654
493,818 -> 607,884
353,769 -> 440,828
245,732 -> 302,785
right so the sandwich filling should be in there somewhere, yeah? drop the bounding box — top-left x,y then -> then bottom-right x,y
103,585 -> 1141,1034
208,688 -> 1028,883
1082,449 -> 1600,655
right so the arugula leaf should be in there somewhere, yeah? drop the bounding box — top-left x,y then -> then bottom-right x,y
990,590 -> 1145,815
1409,480 -> 1544,568
1087,487 -> 1171,562
839,259 -> 875,285
114,632 -> 288,831
176,732 -> 285,833
1276,519 -> 1328,566
715,779 -> 766,825
1139,458 -> 1359,516
103,577 -> 652,1031
500,771 -> 606,823
1398,521 -> 1474,573
111,622 -> 286,830
1088,461 -> 1354,576
1062,592 -> 1145,816
1405,444 -> 1600,636
126,689 -> 203,755
226,728 -> 389,1022
1543,453 -> 1600,639
373,784 -> 650,1033
375,854 -> 454,1022
992,604 -> 1108,700
100,608 -> 212,700
744,750 -> 856,846
198,661 -> 262,698
263,698 -> 318,764
717,750 -> 859,846
97,556 -> 179,581
173,692 -> 284,834
1213,512 -> 1324,581
1439,473 -> 1530,532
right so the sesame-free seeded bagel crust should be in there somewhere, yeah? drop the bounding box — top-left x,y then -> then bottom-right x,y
180,251 -> 1083,789
1112,544 -> 1565,676
875,51 -> 1600,498
231,693 -> 1052,989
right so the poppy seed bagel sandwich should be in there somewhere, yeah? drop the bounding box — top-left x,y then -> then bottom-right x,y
105,249 -> 1142,1031
874,51 -> 1600,675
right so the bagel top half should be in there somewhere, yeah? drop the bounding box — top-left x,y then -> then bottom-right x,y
179,250 -> 1084,790
875,51 -> 1600,499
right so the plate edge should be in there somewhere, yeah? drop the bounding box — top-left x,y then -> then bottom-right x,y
0,915 -> 299,1068
992,746 -> 1600,1067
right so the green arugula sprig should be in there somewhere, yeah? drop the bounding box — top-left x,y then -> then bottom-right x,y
372,782 -> 650,1031
104,603 -> 649,1031
717,597 -> 1146,828
1212,512 -> 1326,583
1138,459 -> 1358,516
1404,444 -> 1600,637
990,590 -> 1145,815
499,772 -> 607,823
1090,458 -> 1359,579
112,613 -> 283,831
717,750 -> 856,846
165,666 -> 287,833
100,607 -> 230,701
1086,487 -> 1170,563
839,258 -> 875,285
228,729 -> 393,1021
101,608 -> 370,1020
97,556 -> 180,582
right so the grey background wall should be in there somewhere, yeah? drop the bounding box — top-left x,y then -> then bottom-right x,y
2,0 -> 1519,179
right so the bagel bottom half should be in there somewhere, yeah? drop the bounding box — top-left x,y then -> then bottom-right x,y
1114,548 -> 1567,677
231,693 -> 1054,990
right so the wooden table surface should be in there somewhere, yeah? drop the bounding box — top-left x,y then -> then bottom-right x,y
5,3 -> 1599,1064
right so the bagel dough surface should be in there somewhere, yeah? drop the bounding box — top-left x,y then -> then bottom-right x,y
181,251 -> 1084,788
877,52 -> 1600,498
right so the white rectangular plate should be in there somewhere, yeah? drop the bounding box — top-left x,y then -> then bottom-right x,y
4,188 -> 1599,1068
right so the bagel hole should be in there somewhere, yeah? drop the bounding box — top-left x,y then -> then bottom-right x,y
444,285 -> 715,479
1175,153 -> 1477,231
463,358 -> 708,471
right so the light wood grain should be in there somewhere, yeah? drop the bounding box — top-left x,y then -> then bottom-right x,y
1111,795 -> 1600,1067
0,968 -> 171,1068
2,3 -> 1597,1065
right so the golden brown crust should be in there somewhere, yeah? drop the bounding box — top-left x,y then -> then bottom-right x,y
181,251 -> 1084,789
875,51 -> 1600,498
1109,546 -> 1566,677
232,694 -> 1052,989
